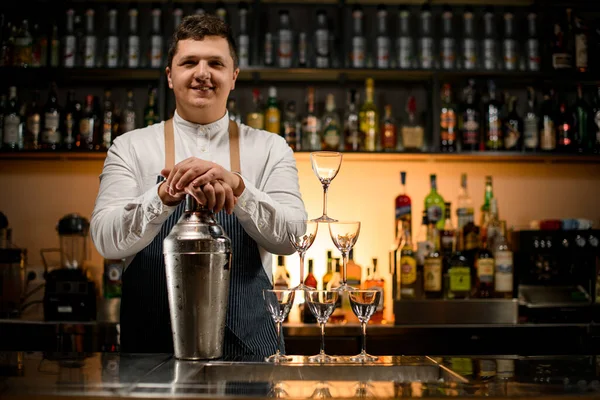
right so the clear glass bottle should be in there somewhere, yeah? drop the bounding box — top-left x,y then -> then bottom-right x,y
380,104 -> 397,151
415,210 -> 432,271
494,221 -> 514,299
397,6 -> 413,69
484,80 -> 503,150
321,94 -> 341,151
456,173 -> 474,232
502,9 -> 517,71
359,78 -> 378,151
149,7 -> 163,68
14,19 -> 32,67
237,2 -> 249,67
424,228 -> 443,299
482,7 -> 498,70
523,87 -> 539,151
574,14 -> 588,73
351,5 -> 366,68
127,7 -> 140,68
344,89 -> 363,151
440,5 -> 455,70
462,7 -> 477,70
105,9 -> 119,67
283,101 -> 300,151
63,90 -> 80,150
526,8 -> 540,71
277,10 -> 293,68
264,86 -> 281,135
376,4 -> 390,69
314,10 -> 330,68
41,83 -> 61,151
246,88 -> 264,130
63,9 -> 76,68
83,9 -> 96,68
121,89 -> 136,134
101,89 -> 114,150
400,96 -> 424,151
302,87 -> 320,150
418,4 -> 434,69
227,98 -> 242,125
504,96 -> 522,151
80,94 -> 98,151
25,90 -> 41,150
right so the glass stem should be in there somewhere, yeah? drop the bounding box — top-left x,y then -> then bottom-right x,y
320,322 -> 325,355
342,252 -> 348,286
276,321 -> 282,355
361,321 -> 367,355
299,251 -> 306,286
322,183 -> 329,217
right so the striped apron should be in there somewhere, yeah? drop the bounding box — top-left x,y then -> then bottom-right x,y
119,119 -> 279,357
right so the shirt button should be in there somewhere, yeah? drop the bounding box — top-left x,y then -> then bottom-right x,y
200,146 -> 207,152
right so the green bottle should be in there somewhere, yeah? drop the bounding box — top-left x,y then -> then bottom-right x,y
424,174 -> 446,231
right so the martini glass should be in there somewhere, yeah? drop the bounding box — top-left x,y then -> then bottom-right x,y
263,289 -> 296,363
305,290 -> 339,363
328,221 -> 361,291
310,152 -> 342,222
348,290 -> 381,362
286,220 -> 318,290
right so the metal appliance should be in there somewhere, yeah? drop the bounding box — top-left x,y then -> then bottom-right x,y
513,229 -> 600,323
42,214 -> 97,322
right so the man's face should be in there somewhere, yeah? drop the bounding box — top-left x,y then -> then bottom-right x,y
166,37 -> 239,122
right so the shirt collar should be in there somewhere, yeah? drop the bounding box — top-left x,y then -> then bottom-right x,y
173,110 -> 230,138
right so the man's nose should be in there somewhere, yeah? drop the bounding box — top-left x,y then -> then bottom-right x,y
194,61 -> 210,80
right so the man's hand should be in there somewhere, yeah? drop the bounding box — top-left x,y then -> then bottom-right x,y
158,181 -> 186,206
184,180 -> 237,214
161,158 -> 244,197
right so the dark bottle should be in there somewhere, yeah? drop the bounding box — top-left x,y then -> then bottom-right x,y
423,228 -> 443,299
555,95 -> 575,152
25,90 -> 42,150
302,259 -> 318,324
63,91 -> 81,150
440,202 -> 455,256
474,241 -> 495,298
41,83 -> 61,150
444,232 -> 471,299
101,89 -> 114,150
144,87 -> 160,126
592,85 -> 600,154
79,94 -> 99,151
539,90 -> 557,152
552,9 -> 574,70
573,14 -> 588,73
459,79 -> 480,152
502,9 -> 517,71
504,96 -> 523,151
440,83 -> 457,152
2,87 -> 22,150
484,80 -> 503,150
523,87 -> 539,152
573,84 -> 591,153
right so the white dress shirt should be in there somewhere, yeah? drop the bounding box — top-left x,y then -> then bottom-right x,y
90,111 -> 307,280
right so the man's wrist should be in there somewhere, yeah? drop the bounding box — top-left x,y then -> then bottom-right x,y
158,182 -> 183,206
230,172 -> 245,197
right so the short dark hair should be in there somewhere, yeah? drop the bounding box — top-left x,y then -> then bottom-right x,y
167,14 -> 238,69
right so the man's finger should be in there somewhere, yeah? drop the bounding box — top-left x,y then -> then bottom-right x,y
213,181 -> 226,214
203,183 -> 216,210
222,182 -> 235,214
192,167 -> 220,187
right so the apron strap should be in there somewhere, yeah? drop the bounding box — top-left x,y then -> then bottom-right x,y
163,117 -> 242,174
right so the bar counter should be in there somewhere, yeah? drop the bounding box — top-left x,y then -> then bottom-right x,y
2,352 -> 600,399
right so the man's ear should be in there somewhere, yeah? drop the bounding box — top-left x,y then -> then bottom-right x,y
231,68 -> 239,91
166,66 -> 173,89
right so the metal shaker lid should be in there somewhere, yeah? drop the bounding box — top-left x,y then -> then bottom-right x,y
57,214 -> 90,235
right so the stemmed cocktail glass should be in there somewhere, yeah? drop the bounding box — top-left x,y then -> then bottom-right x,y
348,290 -> 381,362
263,289 -> 296,363
328,221 -> 361,292
305,290 -> 339,363
310,152 -> 342,222
286,220 -> 318,290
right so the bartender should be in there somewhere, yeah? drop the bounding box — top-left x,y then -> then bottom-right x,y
90,14 -> 307,357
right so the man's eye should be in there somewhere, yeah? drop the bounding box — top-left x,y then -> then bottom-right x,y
211,61 -> 223,67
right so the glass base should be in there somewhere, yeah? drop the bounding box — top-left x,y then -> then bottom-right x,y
265,352 -> 293,363
311,215 -> 338,223
349,352 -> 378,363
290,283 -> 317,291
308,353 -> 337,363
333,283 -> 356,292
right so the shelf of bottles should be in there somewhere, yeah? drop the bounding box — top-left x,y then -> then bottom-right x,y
1,1 -> 600,157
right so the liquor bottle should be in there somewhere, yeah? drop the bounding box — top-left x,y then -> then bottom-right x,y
237,2 -> 249,67
149,7 -> 163,68
302,259 -> 318,324
486,198 -> 502,253
28,22 -> 42,67
101,90 -> 114,150
315,10 -> 330,68
351,5 -> 366,68
62,90 -> 80,150
144,88 -> 160,127
456,173 -> 474,232
322,250 -> 333,290
127,8 -> 140,68
273,255 -> 290,290
49,24 -> 59,67
484,80 -> 503,150
277,10 -> 292,68
83,9 -> 96,67
380,105 -> 397,151
14,19 -> 32,67
539,90 -> 557,152
502,10 -> 517,71
396,6 -> 413,69
360,78 -> 379,151
41,83 -> 61,151
297,31 -> 307,68
523,87 -> 539,151
395,171 -> 412,238
526,8 -> 540,71
400,96 -> 425,151
121,89 -> 136,134
462,7 -> 477,70
346,249 -> 362,291
246,88 -> 264,130
423,228 -> 443,299
227,98 -> 242,125
376,4 -> 390,69
24,90 -> 41,150
415,210 -> 432,272
63,9 -> 76,68
494,221 -> 513,299
574,84 -> 591,153
321,94 -> 341,151
556,95 -> 575,152
105,9 -> 119,67
440,5 -> 455,70
264,87 -> 281,135
283,101 -> 300,151
3,87 -> 21,150
344,89 -> 363,151
474,237 -> 495,298
504,96 -> 522,151
425,174 -> 445,231
443,233 -> 471,299
327,259 -> 345,323
215,1 -> 227,22
400,228 -> 418,299
574,14 -> 588,73
459,79 -> 480,151
482,7 -> 498,70
480,175 -> 494,231
440,202 -> 455,256
418,4 -> 434,69
0,23 -> 15,67
552,9 -> 573,69
440,83 -> 457,152
592,86 -> 600,154
302,87 -> 320,151
264,32 -> 274,67
364,258 -> 385,322
80,95 -> 98,151
173,6 -> 183,32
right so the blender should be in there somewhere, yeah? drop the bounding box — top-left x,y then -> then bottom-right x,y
42,214 -> 97,321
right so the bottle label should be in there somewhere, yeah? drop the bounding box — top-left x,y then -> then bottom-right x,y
483,39 -> 496,70
440,108 -> 456,141
527,39 -> 540,71
26,114 -> 40,138
3,115 -> 21,145
503,39 -> 517,70
457,207 -> 474,230
465,231 -> 479,251
265,109 -> 280,134
401,126 -> 424,150
64,114 -> 75,144
238,35 -> 249,67
395,205 -> 411,221
107,37 -> 119,67
427,205 -> 442,225
575,34 -> 588,69
80,118 -> 95,142
524,116 -> 539,148
278,29 -> 292,68
419,37 -> 433,69
150,36 -> 163,68
122,112 -> 136,134
540,119 -> 556,150
298,33 -> 308,66
424,258 -> 442,291
376,36 -> 390,69
416,241 -> 432,266
463,38 -> 476,69
352,37 -> 366,68
284,122 -> 297,149
323,124 -> 340,148
264,34 -> 273,66
462,112 -> 480,145
84,36 -> 96,67
128,36 -> 140,67
504,120 -> 521,149
441,37 -> 455,69
476,258 -> 494,283
63,36 -> 76,67
43,112 -> 60,144
381,123 -> 396,149
401,256 -> 417,285
397,37 -> 413,69
552,53 -> 572,69
449,267 -> 471,292
371,285 -> 384,312
315,29 -> 329,60
441,233 -> 455,254
495,250 -> 513,292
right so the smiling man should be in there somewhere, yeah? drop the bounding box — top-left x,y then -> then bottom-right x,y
90,14 -> 307,357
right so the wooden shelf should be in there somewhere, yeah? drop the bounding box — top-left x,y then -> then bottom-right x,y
2,150 -> 599,164
0,67 -> 162,84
